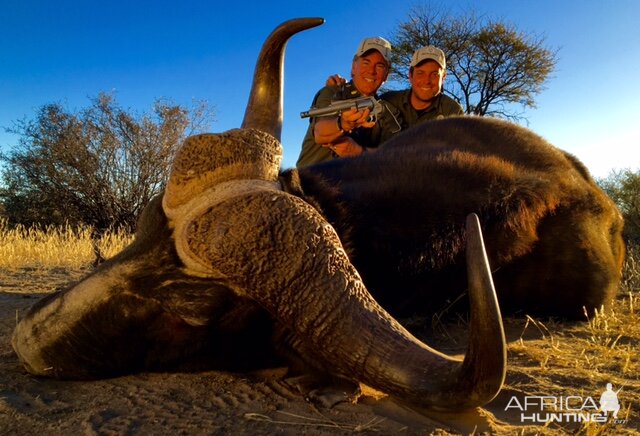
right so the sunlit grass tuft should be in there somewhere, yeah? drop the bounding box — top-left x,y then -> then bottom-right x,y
0,218 -> 133,270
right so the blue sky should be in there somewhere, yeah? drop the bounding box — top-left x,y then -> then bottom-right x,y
1,0 -> 639,177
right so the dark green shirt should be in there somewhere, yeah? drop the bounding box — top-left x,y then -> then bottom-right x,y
380,89 -> 464,130
296,82 -> 401,168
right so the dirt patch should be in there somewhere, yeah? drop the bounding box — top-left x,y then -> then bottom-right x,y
1,270 -> 638,434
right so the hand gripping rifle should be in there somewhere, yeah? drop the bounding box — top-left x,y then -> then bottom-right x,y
300,96 -> 400,133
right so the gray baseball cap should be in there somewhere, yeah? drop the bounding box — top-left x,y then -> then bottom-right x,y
355,37 -> 392,64
410,45 -> 446,69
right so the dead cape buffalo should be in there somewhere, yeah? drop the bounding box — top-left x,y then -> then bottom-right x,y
12,18 -> 624,412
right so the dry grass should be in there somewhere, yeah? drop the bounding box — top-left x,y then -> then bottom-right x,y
0,218 -> 133,270
502,244 -> 640,434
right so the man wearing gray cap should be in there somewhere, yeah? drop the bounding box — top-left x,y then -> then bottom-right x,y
382,45 -> 463,128
296,37 -> 400,167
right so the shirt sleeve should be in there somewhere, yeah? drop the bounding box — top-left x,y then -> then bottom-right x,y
309,86 -> 341,130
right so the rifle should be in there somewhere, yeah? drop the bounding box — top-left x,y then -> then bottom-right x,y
300,96 -> 383,122
300,96 -> 401,133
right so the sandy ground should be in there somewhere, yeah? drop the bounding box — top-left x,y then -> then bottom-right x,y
1,269 -> 638,435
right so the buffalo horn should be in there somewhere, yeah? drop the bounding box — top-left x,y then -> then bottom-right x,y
241,17 -> 324,140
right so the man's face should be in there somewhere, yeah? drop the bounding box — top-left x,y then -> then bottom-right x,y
409,60 -> 445,103
351,51 -> 388,96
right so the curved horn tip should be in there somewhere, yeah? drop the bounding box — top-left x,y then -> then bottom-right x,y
463,212 -> 507,407
241,17 -> 325,139
465,212 -> 481,231
282,17 -> 325,28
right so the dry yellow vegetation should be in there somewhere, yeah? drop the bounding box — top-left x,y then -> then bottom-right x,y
0,218 -> 133,270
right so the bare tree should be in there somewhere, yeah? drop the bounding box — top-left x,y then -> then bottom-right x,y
388,5 -> 558,121
1,92 -> 214,231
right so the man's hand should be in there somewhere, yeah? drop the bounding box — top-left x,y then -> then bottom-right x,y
326,74 -> 347,87
323,136 -> 365,157
340,107 -> 376,131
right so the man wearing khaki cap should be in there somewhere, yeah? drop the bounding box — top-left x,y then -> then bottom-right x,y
297,37 -> 400,167
382,45 -> 463,129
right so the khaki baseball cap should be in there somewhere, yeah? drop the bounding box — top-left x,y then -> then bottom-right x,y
355,37 -> 392,64
410,46 -> 446,69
